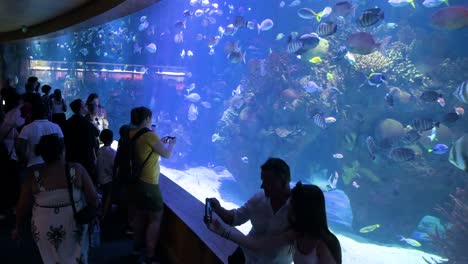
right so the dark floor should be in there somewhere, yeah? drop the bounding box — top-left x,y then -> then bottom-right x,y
0,210 -> 169,264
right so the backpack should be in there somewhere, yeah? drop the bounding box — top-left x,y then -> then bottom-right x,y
115,127 -> 152,184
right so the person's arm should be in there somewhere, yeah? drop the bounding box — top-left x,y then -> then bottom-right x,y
150,134 -> 176,158
75,164 -> 98,208
15,138 -> 27,164
207,219 -> 294,251
317,240 -> 337,264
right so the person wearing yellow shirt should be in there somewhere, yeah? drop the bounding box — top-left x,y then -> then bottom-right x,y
129,107 -> 176,264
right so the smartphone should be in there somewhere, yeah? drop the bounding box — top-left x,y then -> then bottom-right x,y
204,198 -> 213,224
167,136 -> 176,140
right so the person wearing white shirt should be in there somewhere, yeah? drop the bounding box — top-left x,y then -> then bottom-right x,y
208,157 -> 293,264
207,183 -> 342,264
16,102 -> 63,169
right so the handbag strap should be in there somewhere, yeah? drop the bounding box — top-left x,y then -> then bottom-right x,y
65,163 -> 78,215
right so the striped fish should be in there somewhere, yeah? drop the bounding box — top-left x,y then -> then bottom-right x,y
389,147 -> 416,162
449,134 -> 468,172
410,118 -> 439,132
357,8 -> 384,27
317,22 -> 337,37
453,80 -> 468,104
313,113 -> 327,129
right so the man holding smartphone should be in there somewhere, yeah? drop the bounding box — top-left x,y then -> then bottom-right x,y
208,158 -> 293,264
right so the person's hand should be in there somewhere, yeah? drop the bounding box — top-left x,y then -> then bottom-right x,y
208,198 -> 221,212
11,227 -> 21,241
205,218 -> 224,236
161,136 -> 170,143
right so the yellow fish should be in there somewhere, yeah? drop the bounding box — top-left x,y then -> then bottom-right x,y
399,236 -> 421,247
309,56 -> 322,64
359,224 -> 380,233
326,72 -> 334,80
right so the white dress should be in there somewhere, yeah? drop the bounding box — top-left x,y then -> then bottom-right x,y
32,168 -> 89,264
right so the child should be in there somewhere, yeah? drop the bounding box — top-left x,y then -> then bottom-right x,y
97,129 -> 116,222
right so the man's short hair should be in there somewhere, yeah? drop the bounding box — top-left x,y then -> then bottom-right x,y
70,99 -> 83,114
99,129 -> 114,146
261,157 -> 291,185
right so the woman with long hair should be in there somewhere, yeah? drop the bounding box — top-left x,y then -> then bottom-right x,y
12,134 -> 98,263
207,182 -> 342,264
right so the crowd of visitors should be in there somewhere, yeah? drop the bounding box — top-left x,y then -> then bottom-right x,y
0,76 -> 341,264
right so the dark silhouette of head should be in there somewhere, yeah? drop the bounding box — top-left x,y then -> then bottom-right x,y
35,134 -> 63,163
260,157 -> 291,198
70,99 -> 86,115
290,182 -> 342,263
41,85 -> 52,95
53,89 -> 62,100
86,93 -> 99,105
131,106 -> 152,127
99,129 -> 114,146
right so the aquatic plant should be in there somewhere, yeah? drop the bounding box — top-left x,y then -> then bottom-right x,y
431,184 -> 468,264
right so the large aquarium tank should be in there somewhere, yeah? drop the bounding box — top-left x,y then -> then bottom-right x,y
4,0 -> 468,263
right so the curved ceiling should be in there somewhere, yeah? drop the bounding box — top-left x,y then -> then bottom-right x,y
0,0 -> 160,42
0,0 -> 90,32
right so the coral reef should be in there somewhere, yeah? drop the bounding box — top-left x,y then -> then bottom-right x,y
432,184 -> 468,264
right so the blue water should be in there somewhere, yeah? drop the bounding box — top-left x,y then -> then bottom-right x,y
12,0 -> 468,262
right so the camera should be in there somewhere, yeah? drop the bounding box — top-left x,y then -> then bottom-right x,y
204,198 -> 213,224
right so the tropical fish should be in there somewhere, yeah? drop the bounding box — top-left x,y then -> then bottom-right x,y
389,147 -> 417,161
423,0 -> 449,8
366,136 -> 377,160
289,0 -> 301,7
276,33 -> 285,40
333,1 -> 357,17
346,32 -> 391,55
388,0 -> 416,8
399,236 -> 422,247
440,112 -> 459,125
360,224 -> 380,233
145,43 -> 157,53
431,6 -> 468,30
437,97 -> 446,107
420,91 -> 443,102
233,16 -> 247,28
344,52 -> 356,66
453,80 -> 468,103
449,134 -> 468,172
188,103 -> 198,121
185,93 -> 201,102
427,127 -> 438,142
309,56 -> 322,64
317,22 -> 338,37
386,22 -> 399,29
298,7 -> 332,22
352,181 -> 360,188
211,133 -> 224,142
241,156 -> 249,163
333,153 -> 344,159
194,9 -> 205,17
428,144 -> 449,154
357,8 -> 385,27
325,117 -> 337,123
326,73 -> 334,81
410,118 -> 439,131
312,112 -> 327,129
454,107 -> 465,116
367,73 -> 387,87
227,50 -> 246,63
257,19 -> 274,33
287,33 -> 320,54
303,81 -> 323,94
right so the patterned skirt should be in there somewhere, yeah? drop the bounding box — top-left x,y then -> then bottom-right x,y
32,199 -> 89,264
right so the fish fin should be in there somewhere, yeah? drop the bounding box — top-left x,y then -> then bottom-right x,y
409,0 -> 416,8
378,36 -> 392,56
312,10 -> 322,22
